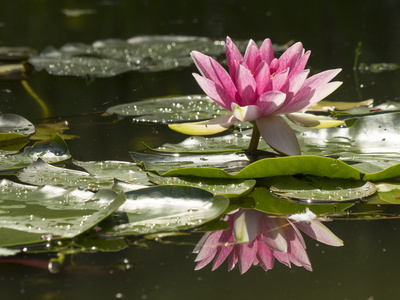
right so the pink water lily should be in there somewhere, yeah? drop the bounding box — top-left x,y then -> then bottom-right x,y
169,37 -> 343,155
193,208 -> 343,274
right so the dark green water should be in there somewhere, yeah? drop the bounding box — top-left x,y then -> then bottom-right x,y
1,0 -> 400,299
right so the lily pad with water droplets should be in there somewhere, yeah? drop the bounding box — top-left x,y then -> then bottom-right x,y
106,95 -> 228,123
17,159 -> 150,190
148,173 -> 256,198
131,150 -> 252,175
0,112 -> 35,137
100,185 -> 229,236
0,134 -> 70,173
250,187 -> 354,215
268,176 -> 377,204
0,179 -> 126,247
29,36 -> 288,78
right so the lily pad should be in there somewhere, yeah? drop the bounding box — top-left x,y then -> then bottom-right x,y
0,112 -> 35,138
101,185 -> 229,236
29,121 -> 78,140
0,179 -> 126,247
156,155 -> 365,180
0,134 -> 70,173
148,173 -> 256,198
131,150 -> 252,175
250,187 -> 354,215
17,159 -> 150,190
106,95 -> 228,122
268,176 -> 377,204
29,36 -> 289,78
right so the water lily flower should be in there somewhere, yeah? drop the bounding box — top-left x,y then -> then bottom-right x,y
169,37 -> 343,155
193,208 -> 343,274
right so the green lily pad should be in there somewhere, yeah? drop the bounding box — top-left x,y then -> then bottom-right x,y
73,160 -> 150,186
374,179 -> 400,204
148,173 -> 256,198
0,134 -> 70,173
0,179 -> 126,247
29,36 -> 288,78
158,155 -> 365,180
106,95 -> 228,122
101,185 -> 229,236
268,176 -> 377,204
250,187 -> 354,215
131,150 -> 252,175
17,159 -> 150,190
0,112 -> 35,137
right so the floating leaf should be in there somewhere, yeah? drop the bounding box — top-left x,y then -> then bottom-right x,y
17,159 -> 150,190
0,112 -> 35,138
73,160 -> 150,186
29,121 -> 78,140
0,134 -> 70,173
375,179 -> 400,204
100,185 -> 229,236
307,99 -> 374,112
0,179 -> 126,247
148,173 -> 256,198
268,176 -> 376,204
250,187 -> 354,215
131,150 -> 252,175
29,36 -> 288,77
158,155 -> 365,180
106,95 -> 228,122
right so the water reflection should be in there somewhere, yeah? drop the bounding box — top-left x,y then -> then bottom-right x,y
193,208 -> 343,274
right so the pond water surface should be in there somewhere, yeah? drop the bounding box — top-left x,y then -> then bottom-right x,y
1,1 -> 400,299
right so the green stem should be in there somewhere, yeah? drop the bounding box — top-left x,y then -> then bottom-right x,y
248,122 -> 260,151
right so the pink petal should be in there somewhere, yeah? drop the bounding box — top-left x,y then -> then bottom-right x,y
282,81 -> 342,113
256,239 -> 275,271
235,65 -> 257,106
237,241 -> 258,274
259,38 -> 274,65
288,235 -> 312,271
226,36 -> 244,81
256,91 -> 286,116
254,61 -> 271,96
211,244 -> 234,271
271,68 -> 289,91
256,115 -> 301,156
244,40 -> 261,74
228,246 -> 239,271
210,58 -> 239,101
194,231 -> 223,262
269,58 -> 279,74
300,68 -> 342,92
290,50 -> 311,77
191,51 -> 216,80
195,254 -> 216,270
295,220 -> 344,247
273,251 -> 291,268
276,42 -> 304,74
260,216 -> 289,253
274,70 -> 309,114
192,73 -> 236,111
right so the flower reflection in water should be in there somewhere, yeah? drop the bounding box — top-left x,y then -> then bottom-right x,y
193,208 -> 343,274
